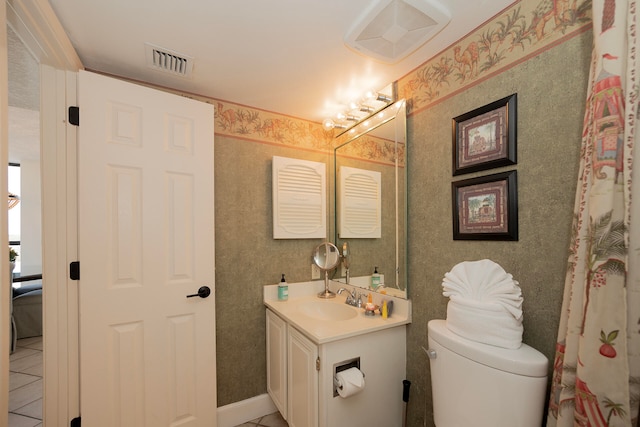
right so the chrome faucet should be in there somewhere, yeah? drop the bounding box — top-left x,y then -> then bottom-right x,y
337,287 -> 363,308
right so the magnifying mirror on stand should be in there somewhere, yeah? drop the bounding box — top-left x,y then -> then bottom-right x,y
313,242 -> 341,299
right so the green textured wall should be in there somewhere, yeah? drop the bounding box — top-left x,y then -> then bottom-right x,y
211,20 -> 592,427
214,136 -> 403,407
405,30 -> 592,426
214,136 -> 331,404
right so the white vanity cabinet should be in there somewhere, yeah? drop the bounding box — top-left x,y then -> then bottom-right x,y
267,309 -> 318,427
266,309 -> 288,417
287,326 -> 319,427
266,307 -> 407,427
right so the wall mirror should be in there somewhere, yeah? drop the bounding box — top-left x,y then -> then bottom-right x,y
332,100 -> 407,299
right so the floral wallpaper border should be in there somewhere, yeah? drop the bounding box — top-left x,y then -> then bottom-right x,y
399,0 -> 592,114
211,0 -> 593,164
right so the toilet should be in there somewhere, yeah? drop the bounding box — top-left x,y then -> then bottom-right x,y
427,319 -> 548,427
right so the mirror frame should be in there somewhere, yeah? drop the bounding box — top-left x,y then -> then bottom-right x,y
331,100 -> 407,298
312,241 -> 341,271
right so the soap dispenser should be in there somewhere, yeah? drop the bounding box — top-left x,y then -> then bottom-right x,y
278,274 -> 288,301
371,267 -> 381,290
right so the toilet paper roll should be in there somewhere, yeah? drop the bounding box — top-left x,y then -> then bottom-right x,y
335,367 -> 365,398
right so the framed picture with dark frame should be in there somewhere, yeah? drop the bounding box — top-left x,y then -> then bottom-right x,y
452,93 -> 517,176
452,171 -> 518,241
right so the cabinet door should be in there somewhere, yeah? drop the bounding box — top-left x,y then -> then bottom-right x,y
288,327 -> 318,427
266,310 -> 287,418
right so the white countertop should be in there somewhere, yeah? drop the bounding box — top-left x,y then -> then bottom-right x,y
264,280 -> 411,344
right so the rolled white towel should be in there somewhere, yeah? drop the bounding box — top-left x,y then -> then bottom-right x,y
446,297 -> 523,349
443,276 -> 520,300
450,294 -> 522,321
443,260 -> 520,298
441,260 -> 524,349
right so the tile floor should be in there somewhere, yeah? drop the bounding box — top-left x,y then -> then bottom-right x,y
9,336 -> 43,427
236,411 -> 288,427
8,336 -> 287,427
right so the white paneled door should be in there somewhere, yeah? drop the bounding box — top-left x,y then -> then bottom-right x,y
77,70 -> 216,427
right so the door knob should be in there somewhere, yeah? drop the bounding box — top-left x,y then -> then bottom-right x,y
186,286 -> 211,299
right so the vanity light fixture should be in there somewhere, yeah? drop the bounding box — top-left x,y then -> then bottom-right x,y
322,119 -> 348,131
349,101 -> 375,114
342,99 -> 405,142
358,104 -> 376,114
323,87 -> 395,133
336,112 -> 359,122
364,90 -> 392,103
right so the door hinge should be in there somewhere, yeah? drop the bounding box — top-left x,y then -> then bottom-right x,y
70,261 -> 80,280
70,416 -> 81,427
69,106 -> 79,126
316,357 -> 320,371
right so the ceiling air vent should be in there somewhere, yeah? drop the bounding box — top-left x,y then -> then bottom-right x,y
344,0 -> 450,64
144,43 -> 193,78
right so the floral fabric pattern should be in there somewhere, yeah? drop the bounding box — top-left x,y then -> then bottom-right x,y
547,1 -> 640,426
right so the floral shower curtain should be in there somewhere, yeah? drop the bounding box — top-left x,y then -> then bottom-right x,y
546,0 -> 640,426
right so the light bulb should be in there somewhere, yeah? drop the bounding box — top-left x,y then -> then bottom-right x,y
322,118 -> 335,130
364,90 -> 392,103
336,112 -> 358,121
322,118 -> 347,130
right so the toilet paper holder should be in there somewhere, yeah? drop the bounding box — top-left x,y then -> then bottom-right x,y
333,357 -> 365,397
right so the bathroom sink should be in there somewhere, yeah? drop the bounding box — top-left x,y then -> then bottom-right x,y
264,280 -> 411,343
298,300 -> 358,321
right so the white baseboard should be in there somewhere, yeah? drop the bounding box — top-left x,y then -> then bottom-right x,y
217,393 -> 278,427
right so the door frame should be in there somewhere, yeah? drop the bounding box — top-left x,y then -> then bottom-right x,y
3,0 -> 82,424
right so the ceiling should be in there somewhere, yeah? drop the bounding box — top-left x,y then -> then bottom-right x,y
45,0 -> 513,124
8,0 -> 514,162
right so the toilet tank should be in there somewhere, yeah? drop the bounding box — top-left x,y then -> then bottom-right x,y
427,319 -> 548,427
